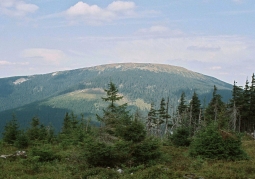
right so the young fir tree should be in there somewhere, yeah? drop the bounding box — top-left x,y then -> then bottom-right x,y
27,116 -> 47,141
97,81 -> 131,137
147,102 -> 157,136
62,112 -> 71,134
242,79 -> 251,131
164,97 -> 171,136
2,114 -> 19,144
189,91 -> 201,135
157,98 -> 167,137
205,85 -> 226,123
178,92 -> 187,115
250,73 -> 255,132
229,81 -> 243,132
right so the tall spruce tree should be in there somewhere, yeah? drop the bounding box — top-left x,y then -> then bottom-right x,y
189,91 -> 201,135
157,98 -> 167,137
2,114 -> 19,144
97,81 -> 131,137
205,85 -> 226,122
229,81 -> 243,131
147,102 -> 157,136
242,79 -> 251,131
62,112 -> 71,134
250,73 -> 255,131
178,92 -> 187,115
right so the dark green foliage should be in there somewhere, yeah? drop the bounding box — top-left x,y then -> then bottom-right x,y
62,112 -> 71,134
117,120 -> 146,143
84,140 -> 117,167
242,79 -> 251,131
132,138 -> 161,165
2,114 -> 19,144
189,123 -> 248,160
189,91 -> 201,135
14,130 -> 29,149
30,146 -> 60,162
101,81 -> 123,112
205,85 -> 226,122
250,73 -> 255,131
147,103 -> 157,135
178,92 -> 187,114
171,127 -> 191,147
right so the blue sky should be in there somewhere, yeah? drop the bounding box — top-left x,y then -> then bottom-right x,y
0,0 -> 254,85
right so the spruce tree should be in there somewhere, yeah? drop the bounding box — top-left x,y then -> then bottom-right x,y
27,116 -> 49,141
2,114 -> 19,144
157,98 -> 167,137
62,112 -> 71,134
147,103 -> 157,136
205,85 -> 226,122
250,73 -> 255,132
178,92 -> 187,115
229,81 -> 243,131
189,91 -> 201,135
242,79 -> 251,131
97,81 -> 131,137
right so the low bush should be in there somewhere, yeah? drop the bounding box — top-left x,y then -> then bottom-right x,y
170,127 -> 191,147
189,123 -> 248,160
30,145 -> 60,162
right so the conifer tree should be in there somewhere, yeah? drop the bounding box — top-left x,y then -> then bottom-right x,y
164,97 -> 171,136
229,81 -> 243,131
242,79 -> 251,131
189,91 -> 201,134
178,92 -> 187,115
62,112 -> 71,134
250,73 -> 255,131
97,81 -> 131,138
157,98 -> 167,137
2,114 -> 19,144
205,85 -> 226,123
147,102 -> 157,136
27,116 -> 47,141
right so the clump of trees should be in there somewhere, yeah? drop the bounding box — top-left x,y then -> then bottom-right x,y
144,74 -> 255,160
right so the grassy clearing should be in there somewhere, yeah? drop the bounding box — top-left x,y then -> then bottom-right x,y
1,138 -> 255,179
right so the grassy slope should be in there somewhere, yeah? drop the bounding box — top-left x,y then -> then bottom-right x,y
1,137 -> 255,179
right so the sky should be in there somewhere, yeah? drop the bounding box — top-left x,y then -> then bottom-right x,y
0,0 -> 254,85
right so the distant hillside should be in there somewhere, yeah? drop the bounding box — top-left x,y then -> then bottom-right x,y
0,63 -> 232,132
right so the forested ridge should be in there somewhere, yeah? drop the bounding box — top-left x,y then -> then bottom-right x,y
0,63 -> 232,134
1,75 -> 255,178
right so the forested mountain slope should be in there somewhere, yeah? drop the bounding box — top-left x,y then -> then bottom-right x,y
0,63 -> 232,132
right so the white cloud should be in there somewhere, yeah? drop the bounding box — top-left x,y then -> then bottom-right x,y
0,0 -> 38,17
0,61 -> 14,65
0,60 -> 28,65
107,1 -> 135,12
21,48 -> 66,64
136,26 -> 184,37
210,66 -> 222,70
65,1 -> 136,23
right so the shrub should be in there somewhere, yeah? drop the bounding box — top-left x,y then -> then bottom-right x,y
84,140 -> 117,167
170,127 -> 191,147
30,146 -> 60,162
117,120 -> 146,143
14,130 -> 29,149
189,123 -> 248,160
132,138 -> 161,165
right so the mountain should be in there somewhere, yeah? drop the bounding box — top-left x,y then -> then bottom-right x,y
0,63 -> 232,132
